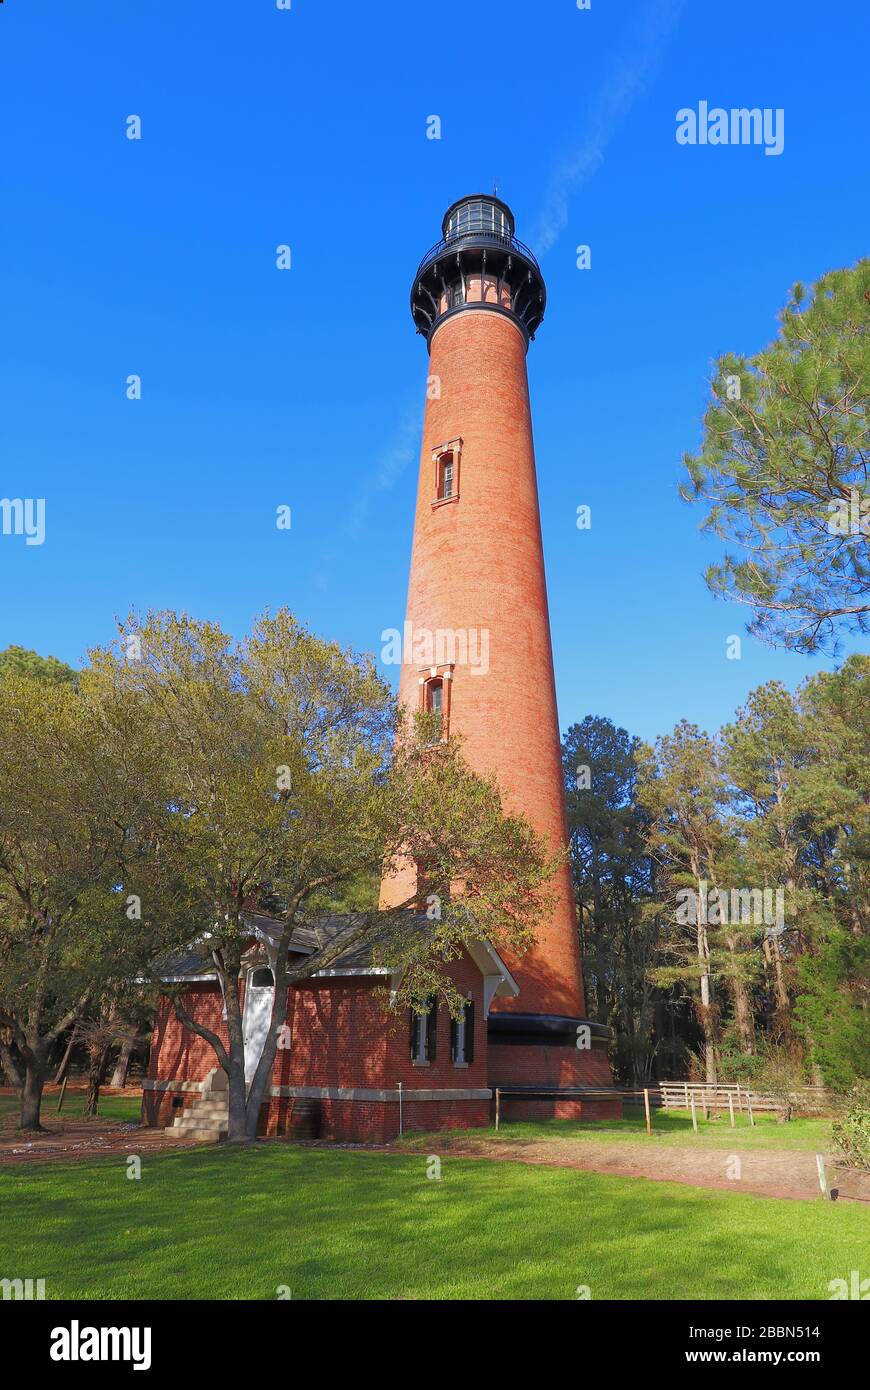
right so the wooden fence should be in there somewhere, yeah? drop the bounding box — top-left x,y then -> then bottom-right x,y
657,1081 -> 832,1115
490,1081 -> 834,1132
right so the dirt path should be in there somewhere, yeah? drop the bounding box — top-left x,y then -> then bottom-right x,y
0,1120 -> 201,1164
389,1136 -> 870,1204
0,1088 -> 198,1165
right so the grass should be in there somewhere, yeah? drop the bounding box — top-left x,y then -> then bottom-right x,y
0,1092 -> 143,1126
396,1110 -> 834,1153
0,1144 -> 864,1300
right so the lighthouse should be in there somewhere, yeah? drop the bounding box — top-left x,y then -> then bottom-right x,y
382,194 -> 617,1118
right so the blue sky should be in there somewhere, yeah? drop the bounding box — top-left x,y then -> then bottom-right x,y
1,0 -> 866,743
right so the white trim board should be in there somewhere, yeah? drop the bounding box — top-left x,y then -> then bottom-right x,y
270,1085 -> 491,1102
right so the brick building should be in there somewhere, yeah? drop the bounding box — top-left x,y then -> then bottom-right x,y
143,914 -> 520,1142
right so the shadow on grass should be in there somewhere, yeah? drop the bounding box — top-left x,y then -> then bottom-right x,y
0,1144 -> 862,1300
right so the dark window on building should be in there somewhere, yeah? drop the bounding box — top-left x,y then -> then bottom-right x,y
410,1002 -> 437,1063
451,999 -> 475,1065
250,967 -> 274,989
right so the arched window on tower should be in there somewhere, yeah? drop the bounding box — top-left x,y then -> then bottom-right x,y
431,439 -> 462,509
436,453 -> 454,501
425,677 -> 443,741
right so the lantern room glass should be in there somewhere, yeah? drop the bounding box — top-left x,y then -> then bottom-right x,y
445,200 -> 509,240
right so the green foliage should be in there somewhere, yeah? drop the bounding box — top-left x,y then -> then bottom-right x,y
831,1082 -> 870,1169
0,608 -> 556,1136
562,716 -> 661,1085
624,654 -> 870,1086
682,259 -> 870,653
0,667 -> 163,1124
0,645 -> 77,686
714,1041 -> 771,1085
84,607 -> 557,1138
750,1048 -> 809,1121
795,930 -> 870,1089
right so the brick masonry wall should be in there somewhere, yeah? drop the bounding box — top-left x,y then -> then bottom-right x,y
146,984 -> 229,1085
383,950 -> 489,1091
277,978 -> 388,1090
143,950 -> 495,1139
283,1097 -> 489,1144
488,1041 -> 622,1121
379,307 -> 586,1021
142,1088 -> 204,1128
501,1096 -> 622,1122
488,1042 -> 614,1090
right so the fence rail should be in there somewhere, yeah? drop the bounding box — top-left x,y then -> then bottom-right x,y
490,1081 -> 834,1131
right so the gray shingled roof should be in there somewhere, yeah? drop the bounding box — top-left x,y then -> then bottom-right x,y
153,910 -> 425,982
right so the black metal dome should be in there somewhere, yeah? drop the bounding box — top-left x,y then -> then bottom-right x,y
411,194 -> 546,349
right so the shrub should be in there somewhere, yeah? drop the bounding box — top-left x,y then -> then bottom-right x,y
831,1083 -> 870,1169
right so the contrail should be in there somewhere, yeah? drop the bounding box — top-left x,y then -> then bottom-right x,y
346,403 -> 421,536
312,402 -> 421,591
531,0 -> 685,256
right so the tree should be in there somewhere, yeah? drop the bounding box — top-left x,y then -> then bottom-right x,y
638,722 -> 729,1084
682,260 -> 870,653
102,609 -> 558,1144
0,645 -> 77,686
721,682 -> 814,1036
792,656 -> 870,1084
796,931 -> 870,1088
0,645 -> 83,1099
0,672 -> 156,1128
562,716 -> 662,1084
798,656 -> 870,937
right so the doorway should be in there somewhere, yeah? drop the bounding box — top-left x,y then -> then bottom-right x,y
242,965 -> 275,1085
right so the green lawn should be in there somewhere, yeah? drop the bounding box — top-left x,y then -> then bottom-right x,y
1,1145 -> 864,1300
398,1110 -> 834,1153
0,1093 -> 142,1125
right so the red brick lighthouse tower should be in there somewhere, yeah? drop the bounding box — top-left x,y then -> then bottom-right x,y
383,195 -> 617,1118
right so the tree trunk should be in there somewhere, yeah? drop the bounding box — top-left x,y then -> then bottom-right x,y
223,971 -> 251,1144
53,1028 -> 77,1086
110,1037 -> 134,1089
0,1037 -> 22,1090
226,1058 -> 249,1143
20,1055 -> 46,1130
700,1005 -> 718,1084
726,936 -> 755,1053
768,931 -> 789,1015
85,1040 -> 112,1117
697,890 -> 718,1085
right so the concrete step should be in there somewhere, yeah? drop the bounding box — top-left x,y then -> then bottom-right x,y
173,1100 -> 229,1116
171,1112 -> 227,1130
164,1125 -> 227,1142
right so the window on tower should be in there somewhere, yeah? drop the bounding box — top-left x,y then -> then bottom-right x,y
431,439 -> 461,509
424,676 -> 444,741
446,201 -> 509,239
436,453 -> 454,500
